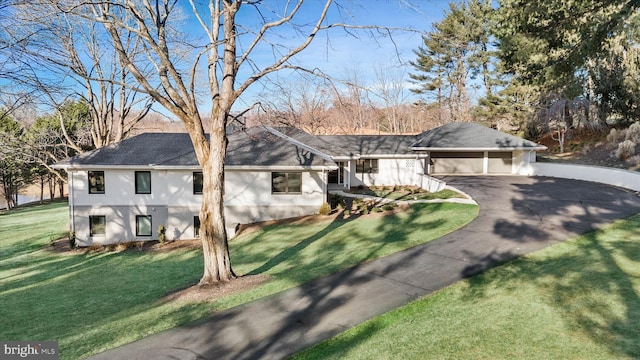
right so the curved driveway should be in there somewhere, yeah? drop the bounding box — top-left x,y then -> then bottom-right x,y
89,176 -> 640,360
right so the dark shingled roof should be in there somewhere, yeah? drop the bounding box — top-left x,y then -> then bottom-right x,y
411,122 -> 546,150
269,127 -> 348,157
55,127 -> 336,168
317,135 -> 417,156
55,123 -> 546,169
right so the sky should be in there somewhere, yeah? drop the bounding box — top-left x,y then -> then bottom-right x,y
196,0 -> 453,112
1,1 -> 454,118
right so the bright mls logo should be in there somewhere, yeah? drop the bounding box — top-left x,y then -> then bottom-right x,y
1,341 -> 58,359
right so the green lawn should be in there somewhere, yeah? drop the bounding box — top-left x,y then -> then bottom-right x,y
293,213 -> 640,360
0,201 -> 477,360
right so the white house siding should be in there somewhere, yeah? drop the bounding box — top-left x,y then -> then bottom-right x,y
224,170 -> 326,230
349,158 -> 425,187
69,168 -> 326,246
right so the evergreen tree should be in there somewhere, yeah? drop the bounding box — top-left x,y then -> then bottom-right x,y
495,0 -> 640,124
0,111 -> 29,209
410,0 -> 496,122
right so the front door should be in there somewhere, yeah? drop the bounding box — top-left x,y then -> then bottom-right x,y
328,161 -> 345,184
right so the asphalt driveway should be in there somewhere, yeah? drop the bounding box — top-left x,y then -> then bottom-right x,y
88,176 -> 640,360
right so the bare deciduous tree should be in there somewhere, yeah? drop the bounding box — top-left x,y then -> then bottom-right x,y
7,2 -> 154,148
258,76 -> 331,134
47,0 -> 376,284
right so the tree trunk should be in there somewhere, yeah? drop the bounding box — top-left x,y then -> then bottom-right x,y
197,122 -> 235,285
48,174 -> 55,200
39,175 -> 44,203
58,179 -> 64,199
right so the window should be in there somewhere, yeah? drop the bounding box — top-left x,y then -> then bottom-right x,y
135,171 -> 151,194
272,172 -> 302,194
89,216 -> 106,236
194,216 -> 201,238
356,159 -> 379,174
136,215 -> 152,236
88,171 -> 105,194
193,172 -> 203,194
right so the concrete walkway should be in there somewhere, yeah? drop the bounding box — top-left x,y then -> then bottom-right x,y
88,176 -> 640,360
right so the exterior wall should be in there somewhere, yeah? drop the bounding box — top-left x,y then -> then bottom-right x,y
72,205 -> 168,246
527,162 -> 640,192
512,150 -> 532,175
349,158 -> 426,187
224,170 -> 326,230
69,169 -> 327,246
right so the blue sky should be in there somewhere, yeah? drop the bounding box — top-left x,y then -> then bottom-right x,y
215,0 -> 452,111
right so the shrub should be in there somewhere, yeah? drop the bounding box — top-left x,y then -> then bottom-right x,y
371,207 -> 383,213
329,194 -> 346,209
158,225 -> 167,244
616,140 -> 636,160
68,231 -> 76,249
625,122 -> 640,143
381,204 -> 395,211
607,128 -> 623,144
318,202 -> 331,216
358,202 -> 370,214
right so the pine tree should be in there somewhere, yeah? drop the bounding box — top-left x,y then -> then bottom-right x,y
410,0 -> 496,123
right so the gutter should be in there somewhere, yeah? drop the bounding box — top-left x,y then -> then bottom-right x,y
410,146 -> 548,151
52,164 -> 338,171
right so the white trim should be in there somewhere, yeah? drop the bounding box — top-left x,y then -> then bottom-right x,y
482,151 -> 489,174
411,146 -> 546,151
54,164 -> 337,171
357,154 -> 429,159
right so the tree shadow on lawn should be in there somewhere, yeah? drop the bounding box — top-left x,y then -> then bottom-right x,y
244,203 -> 452,278
0,247 -> 206,358
451,176 -> 640,358
462,224 -> 640,358
245,213 -> 353,276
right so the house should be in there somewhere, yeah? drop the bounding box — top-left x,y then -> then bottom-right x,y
54,122 -> 545,246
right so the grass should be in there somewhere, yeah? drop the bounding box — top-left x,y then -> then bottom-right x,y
293,213 -> 640,360
0,201 -> 477,360
348,185 -> 463,201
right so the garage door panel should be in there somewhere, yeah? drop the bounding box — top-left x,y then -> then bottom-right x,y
488,152 -> 512,174
431,152 -> 483,175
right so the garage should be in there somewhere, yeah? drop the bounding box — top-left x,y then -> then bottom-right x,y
410,122 -> 547,176
429,151 -> 514,175
430,152 -> 484,175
